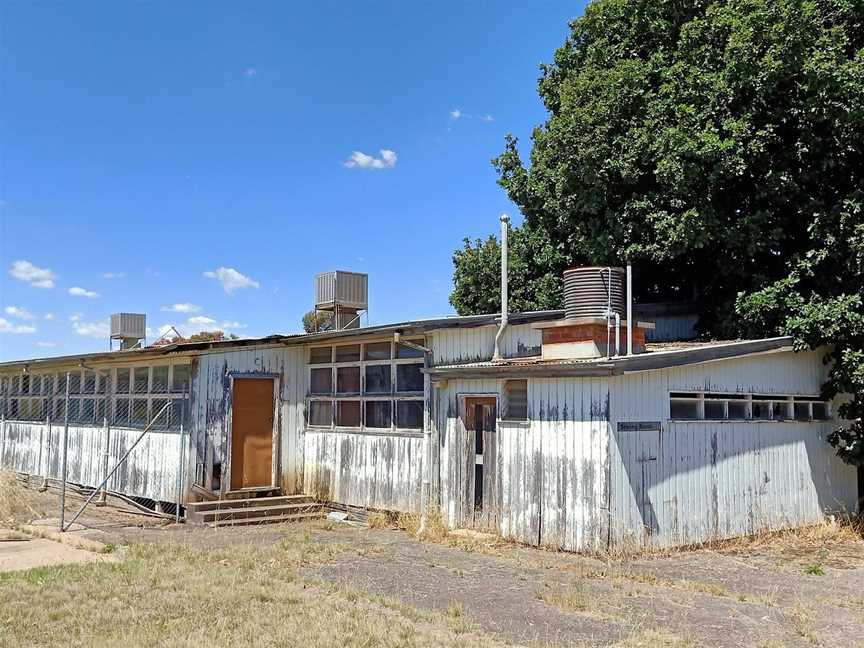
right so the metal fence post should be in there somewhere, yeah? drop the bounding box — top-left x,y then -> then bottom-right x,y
59,371 -> 71,532
98,372 -> 112,506
175,387 -> 187,523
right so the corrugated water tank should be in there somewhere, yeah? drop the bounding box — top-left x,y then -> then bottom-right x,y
563,267 -> 626,319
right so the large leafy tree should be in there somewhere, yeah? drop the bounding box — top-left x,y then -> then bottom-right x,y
451,0 -> 864,463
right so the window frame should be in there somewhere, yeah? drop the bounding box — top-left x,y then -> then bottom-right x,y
668,391 -> 830,423
0,361 -> 192,430
306,339 -> 425,434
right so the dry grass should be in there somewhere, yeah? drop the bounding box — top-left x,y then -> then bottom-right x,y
789,600 -> 820,645
611,627 -> 695,648
535,581 -> 591,613
0,472 -> 43,525
367,510 -> 399,530
0,536 -> 506,647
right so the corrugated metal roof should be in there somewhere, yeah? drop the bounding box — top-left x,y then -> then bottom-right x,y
426,337 -> 796,377
0,310 -> 564,370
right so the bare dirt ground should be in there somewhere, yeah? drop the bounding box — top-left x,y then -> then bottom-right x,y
3,480 -> 863,647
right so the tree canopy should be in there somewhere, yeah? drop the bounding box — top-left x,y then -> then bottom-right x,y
450,0 -> 864,463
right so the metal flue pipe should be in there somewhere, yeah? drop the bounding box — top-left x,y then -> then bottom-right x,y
493,213 -> 511,360
626,263 -> 633,355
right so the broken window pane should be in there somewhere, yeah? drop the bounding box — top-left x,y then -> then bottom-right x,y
335,345 -> 361,363
310,368 -> 333,395
309,347 -> 332,364
336,400 -> 361,427
364,342 -> 391,361
309,401 -> 332,427
396,363 -> 423,393
336,366 -> 360,394
397,401 -> 423,429
365,401 -> 391,428
364,365 -> 391,394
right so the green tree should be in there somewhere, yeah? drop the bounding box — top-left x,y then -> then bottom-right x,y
302,310 -> 334,333
452,0 -> 864,463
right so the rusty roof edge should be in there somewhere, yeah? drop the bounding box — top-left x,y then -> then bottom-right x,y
426,337 -> 795,380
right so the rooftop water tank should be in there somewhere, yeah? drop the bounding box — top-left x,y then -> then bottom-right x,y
563,267 -> 626,320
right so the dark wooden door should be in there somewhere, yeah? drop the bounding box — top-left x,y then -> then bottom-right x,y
231,378 -> 274,490
462,397 -> 499,530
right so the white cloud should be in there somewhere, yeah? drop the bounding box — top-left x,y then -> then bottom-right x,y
188,316 -> 217,326
102,272 -> 126,279
480,113 -> 495,123
0,317 -> 36,334
44,313 -> 55,320
36,341 -> 56,348
343,149 -> 397,170
69,286 -> 100,298
4,305 -> 35,320
9,260 -> 56,289
69,313 -> 82,322
450,108 -> 462,120
161,303 -> 202,314
72,318 -> 109,338
221,321 -> 247,330
203,267 -> 260,294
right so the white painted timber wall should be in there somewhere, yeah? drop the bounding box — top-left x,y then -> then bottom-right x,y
303,431 -> 424,512
608,348 -> 858,548
429,323 -> 541,365
436,376 -> 611,551
190,345 -> 306,494
0,419 -> 183,502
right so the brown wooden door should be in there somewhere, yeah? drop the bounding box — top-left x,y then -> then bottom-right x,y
462,397 -> 499,530
230,378 -> 274,490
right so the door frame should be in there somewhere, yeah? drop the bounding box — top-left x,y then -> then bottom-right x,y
224,372 -> 281,494
457,393 -> 499,529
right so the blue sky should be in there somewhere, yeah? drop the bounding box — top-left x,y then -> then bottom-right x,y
0,2 -> 584,361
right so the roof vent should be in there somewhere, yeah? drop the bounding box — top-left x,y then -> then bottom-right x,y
110,313 -> 146,350
563,267 -> 625,320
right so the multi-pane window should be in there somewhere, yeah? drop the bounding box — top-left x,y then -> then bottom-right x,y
307,339 -> 425,432
0,362 -> 191,430
669,392 -> 830,422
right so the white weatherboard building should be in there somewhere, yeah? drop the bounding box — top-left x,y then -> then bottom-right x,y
0,270 -> 858,551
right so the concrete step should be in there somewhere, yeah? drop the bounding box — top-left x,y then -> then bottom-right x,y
187,494 -> 316,514
205,510 -> 324,528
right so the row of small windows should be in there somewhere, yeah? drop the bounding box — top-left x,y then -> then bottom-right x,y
0,364 -> 190,429
670,392 -> 830,422
0,365 -> 190,396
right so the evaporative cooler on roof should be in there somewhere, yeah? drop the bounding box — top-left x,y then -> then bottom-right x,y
314,271 -> 368,331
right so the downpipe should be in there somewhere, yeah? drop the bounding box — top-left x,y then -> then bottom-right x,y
492,213 -> 511,361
